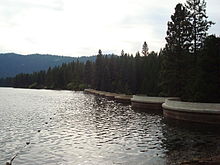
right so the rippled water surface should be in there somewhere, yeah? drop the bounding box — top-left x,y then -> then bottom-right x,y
1,88 -> 220,165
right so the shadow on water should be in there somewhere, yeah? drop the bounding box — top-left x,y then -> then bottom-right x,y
84,95 -> 167,164
132,107 -> 163,116
88,94 -> 220,165
161,118 -> 220,165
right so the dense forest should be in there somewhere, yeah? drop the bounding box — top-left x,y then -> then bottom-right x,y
0,50 -> 161,95
0,0 -> 219,103
0,53 -> 97,78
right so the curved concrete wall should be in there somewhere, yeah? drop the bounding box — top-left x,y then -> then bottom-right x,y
131,95 -> 167,103
163,98 -> 220,124
114,95 -> 132,104
115,95 -> 132,99
163,99 -> 220,114
130,95 -> 173,111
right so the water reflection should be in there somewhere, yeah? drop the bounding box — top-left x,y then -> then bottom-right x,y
0,88 -> 220,165
162,119 -> 220,165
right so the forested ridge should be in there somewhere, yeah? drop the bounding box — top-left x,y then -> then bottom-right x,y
0,0 -> 219,103
0,53 -> 97,78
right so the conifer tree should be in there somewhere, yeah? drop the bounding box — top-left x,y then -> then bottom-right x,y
121,50 -> 125,56
84,60 -> 92,87
185,0 -> 214,55
161,3 -> 191,97
94,49 -> 104,89
135,51 -> 143,93
142,41 -> 149,56
166,3 -> 192,52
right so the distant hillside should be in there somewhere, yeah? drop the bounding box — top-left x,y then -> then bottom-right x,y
0,53 -> 96,78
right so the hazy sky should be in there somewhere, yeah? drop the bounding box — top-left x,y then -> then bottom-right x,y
0,0 -> 219,57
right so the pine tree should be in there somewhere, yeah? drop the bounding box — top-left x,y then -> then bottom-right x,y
142,41 -> 149,56
121,50 -> 125,56
185,0 -> 214,55
135,51 -> 143,93
94,49 -> 104,90
161,3 -> 191,97
84,60 -> 93,87
166,3 -> 192,52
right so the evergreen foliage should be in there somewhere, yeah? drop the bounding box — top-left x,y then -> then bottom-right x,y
193,35 -> 220,102
0,0 -> 219,103
185,0 -> 214,55
160,0 -> 219,102
0,53 -> 96,78
0,50 -> 161,96
161,3 -> 192,97
142,41 -> 149,56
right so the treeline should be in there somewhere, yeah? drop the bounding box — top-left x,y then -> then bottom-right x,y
0,0 -> 219,103
0,50 -> 161,96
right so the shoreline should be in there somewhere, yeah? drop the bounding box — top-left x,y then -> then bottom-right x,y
85,89 -> 220,125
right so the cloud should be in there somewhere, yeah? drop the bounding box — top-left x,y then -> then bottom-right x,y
0,0 -> 219,56
1,0 -> 64,11
0,0 -> 63,28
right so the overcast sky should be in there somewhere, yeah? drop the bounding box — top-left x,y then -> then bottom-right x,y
0,0 -> 219,57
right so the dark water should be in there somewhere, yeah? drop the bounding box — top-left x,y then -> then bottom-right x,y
0,88 -> 220,165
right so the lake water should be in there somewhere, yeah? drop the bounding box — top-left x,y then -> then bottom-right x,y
0,87 -> 220,165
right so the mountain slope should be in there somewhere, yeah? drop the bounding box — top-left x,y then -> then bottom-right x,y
0,53 -> 96,78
